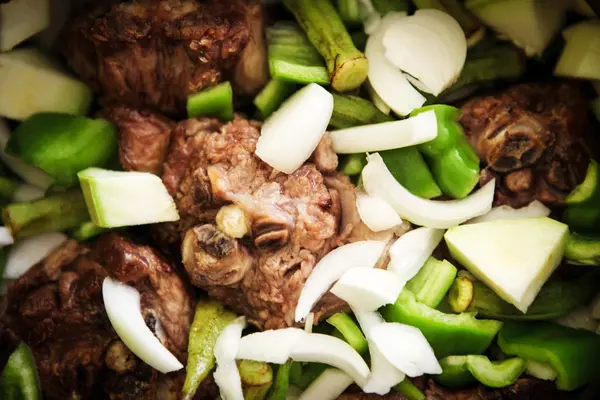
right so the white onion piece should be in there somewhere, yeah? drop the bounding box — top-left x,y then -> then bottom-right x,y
365,13 -> 426,116
305,312 -> 315,334
331,268 -> 404,312
237,328 -> 305,364
330,111 -> 437,154
0,227 -> 14,247
356,193 -> 402,232
362,153 -> 495,229
466,200 -> 551,224
298,368 -> 354,400
370,322 -> 441,377
256,83 -> 333,174
382,10 -> 467,96
3,232 -> 67,279
365,80 -> 390,115
295,241 -> 387,322
12,184 -> 46,202
214,316 -> 247,400
102,278 -> 183,373
387,227 -> 445,282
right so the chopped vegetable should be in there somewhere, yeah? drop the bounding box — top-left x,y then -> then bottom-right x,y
565,160 -> 598,206
525,360 -> 558,381
0,176 -> 17,200
382,9 -> 467,96
336,0 -> 362,27
380,148 -> 442,199
448,275 -> 475,313
3,190 -> 90,239
12,184 -> 45,203
362,153 -> 494,228
70,221 -> 107,242
102,277 -> 183,374
498,321 -> 600,391
411,105 -> 480,199
332,268 -> 405,312
465,0 -> 568,56
0,342 -> 42,400
214,316 -> 246,400
382,289 -> 503,358
563,160 -> 600,234
254,80 -> 298,119
78,168 -> 179,228
388,227 -> 445,282
329,93 -> 393,129
256,83 -> 333,174
298,368 -> 353,400
339,154 -> 366,176
0,48 -> 92,120
267,361 -> 292,400
295,240 -> 386,322
289,362 -> 328,390
393,379 -> 425,400
555,21 -> 600,81
326,313 -> 369,355
216,205 -> 249,239
0,0 -> 49,51
406,257 -> 458,308
445,217 -> 569,313
239,360 -> 273,400
183,299 -> 237,400
265,22 -> 329,85
435,355 -> 525,388
356,193 -> 402,232
283,0 -> 368,91
466,200 -> 550,224
3,232 -> 66,280
0,227 -> 13,247
186,82 -> 234,121
330,110 -> 438,154
564,233 -> 600,266
8,113 -> 118,188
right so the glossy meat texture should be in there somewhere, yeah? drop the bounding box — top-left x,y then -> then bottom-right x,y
61,0 -> 268,117
460,82 -> 596,208
0,234 -> 196,400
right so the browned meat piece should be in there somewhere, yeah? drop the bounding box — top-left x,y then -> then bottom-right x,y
61,0 -> 268,117
0,234 -> 197,400
460,82 -> 596,208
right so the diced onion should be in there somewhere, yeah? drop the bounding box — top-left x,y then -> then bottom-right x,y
102,277 -> 183,373
256,83 -> 333,174
356,193 -> 402,232
362,153 -> 495,229
387,227 -> 445,282
331,268 -> 405,312
305,312 -> 315,334
237,328 -> 305,364
330,111 -> 437,154
370,322 -> 441,377
365,80 -> 390,115
295,241 -> 387,322
466,200 -> 551,224
12,183 -> 46,202
0,227 -> 14,247
3,232 -> 67,279
298,368 -> 354,400
214,316 -> 247,400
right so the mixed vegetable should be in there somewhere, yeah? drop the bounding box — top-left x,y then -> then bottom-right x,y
0,0 -> 600,399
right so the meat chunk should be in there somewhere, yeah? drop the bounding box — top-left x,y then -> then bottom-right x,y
61,0 -> 268,117
0,234 -> 196,400
460,82 -> 596,208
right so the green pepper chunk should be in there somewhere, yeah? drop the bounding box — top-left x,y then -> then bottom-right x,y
330,93 -> 393,129
182,299 -> 236,400
406,257 -> 458,308
393,379 -> 426,400
186,82 -> 234,121
380,147 -> 443,199
498,321 -> 600,391
564,233 -> 600,266
411,105 -> 481,199
563,159 -> 600,234
381,289 -> 503,358
326,312 -> 368,354
7,113 -> 118,189
435,355 -> 525,388
254,80 -> 298,119
289,362 -> 328,390
70,221 -> 108,242
239,360 -> 273,400
0,342 -> 42,400
339,153 -> 366,176
267,361 -> 292,400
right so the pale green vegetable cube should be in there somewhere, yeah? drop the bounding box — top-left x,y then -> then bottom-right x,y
0,0 -> 50,51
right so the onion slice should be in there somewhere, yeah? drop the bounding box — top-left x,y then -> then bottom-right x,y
356,193 -> 402,232
295,241 -> 387,322
330,111 -> 437,154
387,227 -> 445,282
214,316 -> 247,400
3,232 -> 67,279
299,368 -> 354,400
466,200 -> 551,224
236,328 -> 305,364
256,83 -> 333,174
331,268 -> 405,312
370,322 -> 441,377
102,277 -> 183,373
0,227 -> 14,247
362,153 -> 495,229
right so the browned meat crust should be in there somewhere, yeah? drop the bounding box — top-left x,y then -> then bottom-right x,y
460,82 -> 595,208
0,234 -> 195,400
61,0 -> 268,117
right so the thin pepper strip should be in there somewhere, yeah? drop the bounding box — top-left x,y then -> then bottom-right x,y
564,233 -> 600,266
267,361 -> 292,400
435,355 -> 526,388
326,312 -> 369,355
239,360 -> 273,400
0,342 -> 42,400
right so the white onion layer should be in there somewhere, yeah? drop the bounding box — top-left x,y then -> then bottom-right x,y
236,328 -> 305,364
387,227 -> 445,282
298,368 -> 354,400
214,316 -> 247,400
0,227 -> 14,247
466,200 -> 551,224
331,268 -> 405,312
4,232 -> 67,279
356,193 -> 403,232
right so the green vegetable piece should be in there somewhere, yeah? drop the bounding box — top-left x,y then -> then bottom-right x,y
283,0 -> 369,92
435,356 -> 476,388
411,105 -> 480,199
3,189 -> 90,239
266,22 -> 329,85
565,160 -> 598,205
254,80 -> 298,119
0,176 -> 18,199
525,360 -> 558,381
563,206 -> 600,234
435,355 -> 525,388
326,312 -> 369,355
267,361 -> 291,400
7,113 -> 118,189
564,233 -> 600,266
289,362 -> 328,390
0,342 -> 42,400
406,257 -> 458,308
498,321 -> 600,391
413,0 -> 484,46
563,160 -> 600,234
371,0 -> 410,14
70,221 -> 107,242
239,360 -> 273,400
336,0 -> 362,28
380,147 -> 442,199
393,379 -> 426,400
330,93 -> 393,129
339,154 -> 366,176
448,275 -> 475,313
382,289 -> 503,359
186,82 -> 234,121
182,299 -> 236,400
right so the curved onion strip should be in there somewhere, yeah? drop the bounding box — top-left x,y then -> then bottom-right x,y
295,241 -> 387,322
102,278 -> 183,373
466,200 -> 551,224
362,153 -> 495,229
236,328 -> 304,364
214,316 -> 247,400
4,232 -> 67,279
0,227 -> 14,247
331,268 -> 405,312
387,227 -> 445,282
356,193 -> 402,232
298,368 -> 354,400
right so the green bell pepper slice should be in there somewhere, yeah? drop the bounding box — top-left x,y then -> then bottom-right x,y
564,232 -> 600,266
498,321 -> 600,391
406,257 -> 458,308
239,360 -> 273,400
0,342 -> 42,400
435,355 -> 526,388
326,312 -> 368,355
267,361 -> 292,400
